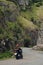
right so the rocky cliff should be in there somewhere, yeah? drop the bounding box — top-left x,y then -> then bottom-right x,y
0,0 -> 43,52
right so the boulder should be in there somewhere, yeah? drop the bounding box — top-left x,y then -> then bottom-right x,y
33,44 -> 43,51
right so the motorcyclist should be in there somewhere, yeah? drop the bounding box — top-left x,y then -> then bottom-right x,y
14,44 -> 23,59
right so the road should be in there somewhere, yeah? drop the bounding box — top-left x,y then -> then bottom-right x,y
0,48 -> 43,65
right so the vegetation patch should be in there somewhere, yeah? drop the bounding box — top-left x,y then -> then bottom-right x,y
18,16 -> 38,30
0,51 -> 13,60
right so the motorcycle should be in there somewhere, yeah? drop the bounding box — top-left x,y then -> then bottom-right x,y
14,48 -> 23,59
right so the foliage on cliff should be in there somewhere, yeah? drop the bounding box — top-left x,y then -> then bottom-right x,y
0,0 -> 43,50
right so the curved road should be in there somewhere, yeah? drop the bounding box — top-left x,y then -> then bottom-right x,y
0,48 -> 43,65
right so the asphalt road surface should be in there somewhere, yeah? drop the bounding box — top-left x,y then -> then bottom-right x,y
0,48 -> 43,65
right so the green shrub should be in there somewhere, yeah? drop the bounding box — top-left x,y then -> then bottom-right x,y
0,51 -> 13,59
36,2 -> 42,7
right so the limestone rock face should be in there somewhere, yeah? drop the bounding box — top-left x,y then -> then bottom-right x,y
33,22 -> 43,50
18,0 -> 29,10
9,0 -> 29,10
9,0 -> 29,6
18,0 -> 29,5
37,22 -> 43,45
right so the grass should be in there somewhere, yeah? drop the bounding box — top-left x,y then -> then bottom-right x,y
20,4 -> 43,30
0,51 -> 13,60
21,5 -> 39,21
20,4 -> 43,21
18,16 -> 38,30
36,6 -> 43,20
